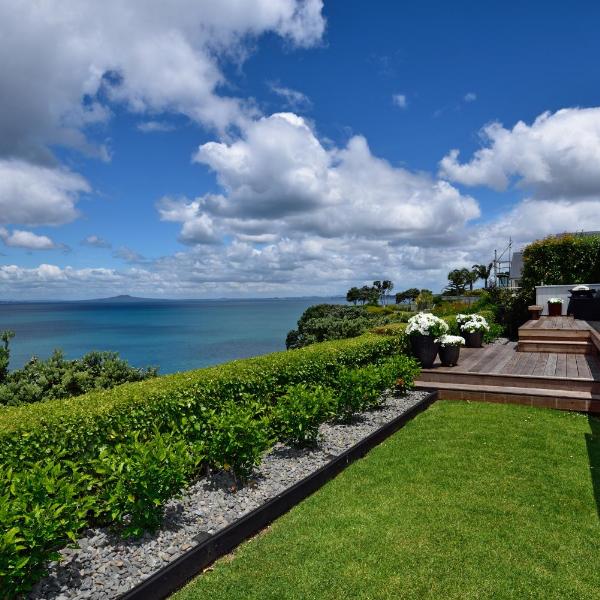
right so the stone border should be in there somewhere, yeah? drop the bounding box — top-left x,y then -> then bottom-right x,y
120,390 -> 437,600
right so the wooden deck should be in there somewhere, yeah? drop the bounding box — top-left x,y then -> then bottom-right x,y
415,317 -> 600,413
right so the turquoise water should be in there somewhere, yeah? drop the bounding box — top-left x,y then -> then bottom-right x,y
0,298 -> 344,374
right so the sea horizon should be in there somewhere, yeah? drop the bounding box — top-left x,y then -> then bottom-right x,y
0,296 -> 347,374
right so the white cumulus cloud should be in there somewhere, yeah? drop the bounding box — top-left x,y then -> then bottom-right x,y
0,160 -> 90,226
439,107 -> 600,198
187,112 -> 479,243
0,0 -> 326,228
0,228 -> 58,250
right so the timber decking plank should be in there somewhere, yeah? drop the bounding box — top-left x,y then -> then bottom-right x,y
555,354 -> 567,378
566,354 -> 579,379
576,354 -> 593,379
532,353 -> 549,377
487,346 -> 519,374
468,344 -> 505,373
500,350 -> 525,375
513,352 -> 538,376
544,354 -> 558,377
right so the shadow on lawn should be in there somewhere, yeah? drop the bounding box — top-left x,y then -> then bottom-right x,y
586,414 -> 600,519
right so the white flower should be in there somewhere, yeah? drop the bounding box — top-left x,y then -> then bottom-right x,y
458,313 -> 490,333
548,297 -> 564,304
435,335 -> 465,347
406,312 -> 449,337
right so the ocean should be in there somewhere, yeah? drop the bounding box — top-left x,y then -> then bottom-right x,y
0,297 -> 345,374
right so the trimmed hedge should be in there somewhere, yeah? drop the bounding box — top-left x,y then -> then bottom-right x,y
0,333 -> 404,467
521,233 -> 600,292
0,333 -> 419,596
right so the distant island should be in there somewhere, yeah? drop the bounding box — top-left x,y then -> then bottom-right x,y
78,294 -> 158,303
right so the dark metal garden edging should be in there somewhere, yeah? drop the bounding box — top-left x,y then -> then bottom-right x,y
120,390 -> 438,600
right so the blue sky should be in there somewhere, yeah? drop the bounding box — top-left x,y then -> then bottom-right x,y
1,0 -> 599,298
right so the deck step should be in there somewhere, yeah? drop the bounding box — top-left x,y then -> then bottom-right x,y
518,330 -> 590,342
517,339 -> 596,354
414,380 -> 600,413
417,370 -> 600,393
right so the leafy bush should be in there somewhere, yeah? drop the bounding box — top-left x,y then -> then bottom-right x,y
0,332 -> 408,593
286,304 -> 407,349
205,401 -> 272,480
520,233 -> 600,292
334,354 -> 419,422
0,333 -> 401,468
0,461 -> 93,597
272,384 -> 336,447
474,287 -> 530,340
94,432 -> 197,537
370,322 -> 407,336
0,335 -> 157,407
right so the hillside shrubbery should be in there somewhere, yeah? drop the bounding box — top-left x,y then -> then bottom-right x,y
286,303 -> 409,349
0,332 -> 419,595
0,332 -> 157,407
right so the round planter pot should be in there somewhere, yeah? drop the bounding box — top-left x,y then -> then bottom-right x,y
409,334 -> 440,368
463,330 -> 483,348
548,302 -> 562,317
439,345 -> 460,366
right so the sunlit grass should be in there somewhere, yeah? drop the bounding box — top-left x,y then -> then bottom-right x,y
175,401 -> 600,599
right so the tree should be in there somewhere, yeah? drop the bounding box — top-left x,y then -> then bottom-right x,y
472,262 -> 493,288
395,288 -> 420,304
416,290 -> 434,310
446,269 -> 468,294
346,286 -> 361,305
462,268 -> 478,292
356,285 -> 377,305
0,330 -> 15,383
381,280 -> 394,305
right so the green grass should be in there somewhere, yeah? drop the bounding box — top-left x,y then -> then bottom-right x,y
175,402 -> 600,600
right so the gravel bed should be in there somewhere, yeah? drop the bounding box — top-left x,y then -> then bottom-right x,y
29,390 -> 429,600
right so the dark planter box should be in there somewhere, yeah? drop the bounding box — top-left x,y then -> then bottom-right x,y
463,330 -> 483,348
409,334 -> 439,368
439,345 -> 460,366
548,302 -> 562,316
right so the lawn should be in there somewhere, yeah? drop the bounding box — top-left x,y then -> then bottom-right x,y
175,401 -> 600,600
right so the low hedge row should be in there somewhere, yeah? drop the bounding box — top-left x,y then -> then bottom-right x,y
0,333 -> 405,467
0,333 -> 418,596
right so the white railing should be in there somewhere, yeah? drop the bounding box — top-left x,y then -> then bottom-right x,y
535,284 -> 600,315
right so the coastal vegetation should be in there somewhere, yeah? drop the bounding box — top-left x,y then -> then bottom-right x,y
0,331 -> 418,595
0,331 -> 157,407
285,303 -> 412,349
175,402 -> 600,600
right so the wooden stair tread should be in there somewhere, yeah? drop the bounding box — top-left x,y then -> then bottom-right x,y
415,380 -> 600,400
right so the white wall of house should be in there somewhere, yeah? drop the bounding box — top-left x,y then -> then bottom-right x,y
535,284 -> 600,315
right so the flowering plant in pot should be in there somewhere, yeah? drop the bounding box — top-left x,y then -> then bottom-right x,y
406,313 -> 448,368
547,297 -> 563,317
435,335 -> 465,366
456,314 -> 489,348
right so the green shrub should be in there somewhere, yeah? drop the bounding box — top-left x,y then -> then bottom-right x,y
0,461 -> 93,597
93,432 -> 197,537
285,304 -> 407,349
334,354 -> 419,422
0,333 -> 401,468
377,354 -> 420,394
273,384 -> 336,447
371,323 -> 407,336
0,341 -> 158,407
205,401 -> 272,480
520,233 -> 600,292
0,333 -> 406,593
